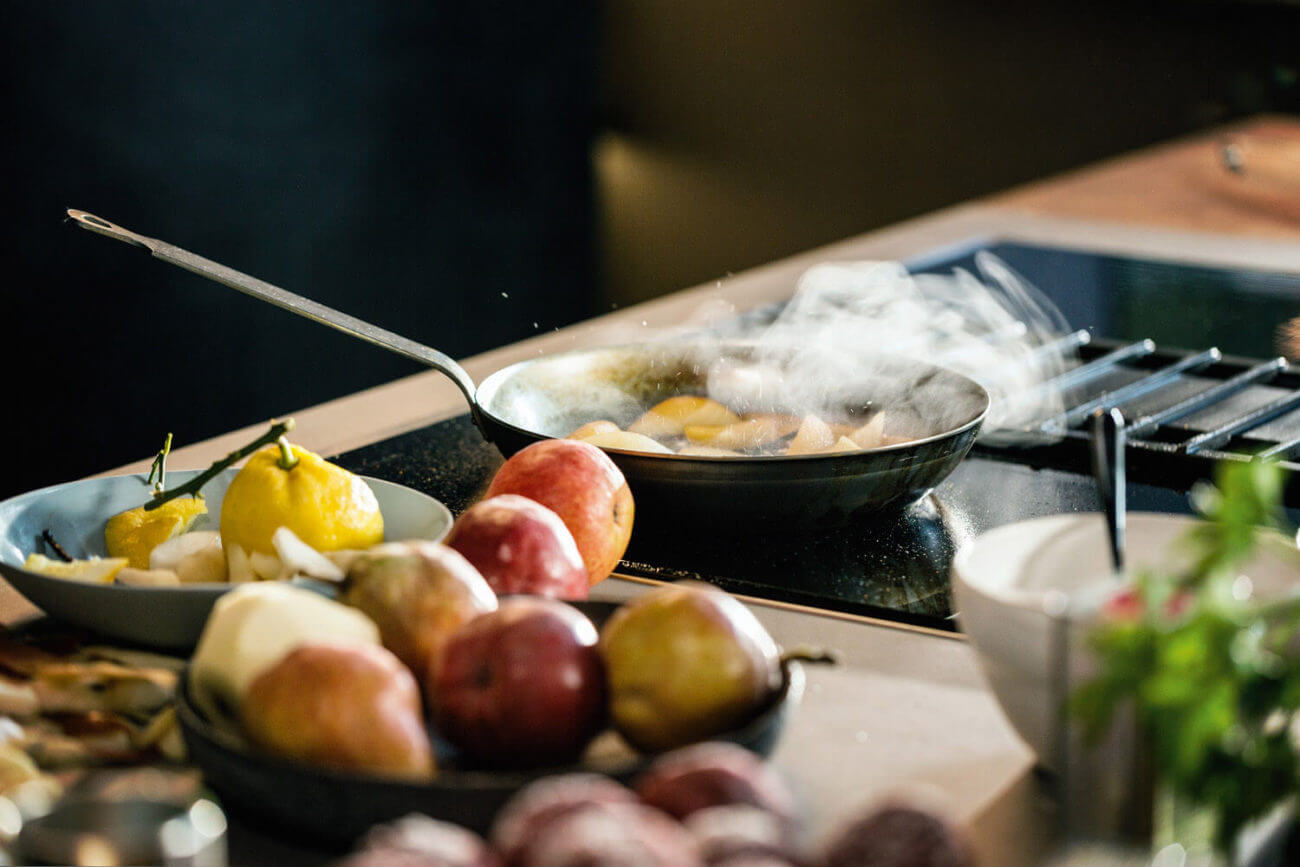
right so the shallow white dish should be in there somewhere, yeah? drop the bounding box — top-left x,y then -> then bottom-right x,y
952,511 -> 1300,767
0,469 -> 452,649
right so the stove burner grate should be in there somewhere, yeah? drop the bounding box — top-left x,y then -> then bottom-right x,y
981,338 -> 1300,503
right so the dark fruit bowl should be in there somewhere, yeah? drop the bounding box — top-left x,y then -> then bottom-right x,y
174,601 -> 805,848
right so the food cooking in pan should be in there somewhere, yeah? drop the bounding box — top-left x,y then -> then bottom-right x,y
568,395 -> 913,457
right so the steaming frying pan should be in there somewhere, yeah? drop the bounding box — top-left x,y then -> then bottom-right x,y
68,210 -> 989,526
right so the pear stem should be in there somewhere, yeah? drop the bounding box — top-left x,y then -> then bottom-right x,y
41,530 -> 74,563
779,646 -> 840,667
144,418 -> 296,511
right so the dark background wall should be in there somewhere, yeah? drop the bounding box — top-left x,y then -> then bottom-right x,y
596,0 -> 1300,304
2,1 -> 1297,498
1,2 -> 597,498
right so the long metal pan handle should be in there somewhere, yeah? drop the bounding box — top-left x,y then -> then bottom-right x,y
65,209 -> 481,414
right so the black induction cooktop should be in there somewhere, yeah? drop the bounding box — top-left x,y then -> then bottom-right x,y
332,414 -> 1193,632
332,241 -> 1300,633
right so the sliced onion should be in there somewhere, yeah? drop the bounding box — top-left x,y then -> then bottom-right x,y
248,551 -> 282,582
271,527 -> 345,582
324,549 -> 364,574
175,544 -> 228,584
116,567 -> 183,587
225,544 -> 256,584
149,531 -> 220,572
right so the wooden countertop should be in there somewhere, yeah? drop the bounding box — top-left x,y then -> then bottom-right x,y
992,114 -> 1300,242
16,114 -> 1300,865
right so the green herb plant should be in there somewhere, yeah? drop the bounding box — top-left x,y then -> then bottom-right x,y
1072,459 -> 1300,854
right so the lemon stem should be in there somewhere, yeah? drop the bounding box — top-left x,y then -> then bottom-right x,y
145,418 -> 296,511
275,436 -> 299,470
41,530 -> 74,563
146,432 -> 173,494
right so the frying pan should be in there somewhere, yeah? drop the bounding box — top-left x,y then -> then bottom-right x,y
68,210 -> 989,526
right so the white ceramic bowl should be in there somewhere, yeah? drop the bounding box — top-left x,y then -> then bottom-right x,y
953,511 -> 1300,767
0,469 -> 453,649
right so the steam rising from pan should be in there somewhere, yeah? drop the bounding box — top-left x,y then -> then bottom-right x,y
688,253 -> 1076,445
495,253 -> 1076,449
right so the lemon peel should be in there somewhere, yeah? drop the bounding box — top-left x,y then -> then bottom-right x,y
24,554 -> 128,584
105,498 -> 208,569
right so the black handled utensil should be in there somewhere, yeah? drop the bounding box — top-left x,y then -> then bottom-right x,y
1089,407 -> 1127,574
1051,407 -> 1150,845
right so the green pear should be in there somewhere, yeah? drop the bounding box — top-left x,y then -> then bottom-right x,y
599,582 -> 781,751
341,541 -> 497,680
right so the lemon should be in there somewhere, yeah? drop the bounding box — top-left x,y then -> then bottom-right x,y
105,498 -> 208,569
219,443 -> 384,557
24,554 -> 128,584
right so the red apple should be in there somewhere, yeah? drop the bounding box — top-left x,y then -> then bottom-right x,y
520,801 -> 703,867
430,597 -> 606,766
444,495 -> 588,599
486,440 -> 634,586
635,742 -> 796,825
684,805 -> 798,865
343,815 -> 501,867
491,774 -> 638,865
821,803 -> 974,867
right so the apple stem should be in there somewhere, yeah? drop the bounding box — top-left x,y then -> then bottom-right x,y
779,646 -> 840,667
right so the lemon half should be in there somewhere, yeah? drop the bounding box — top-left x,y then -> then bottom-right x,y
105,498 -> 208,569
